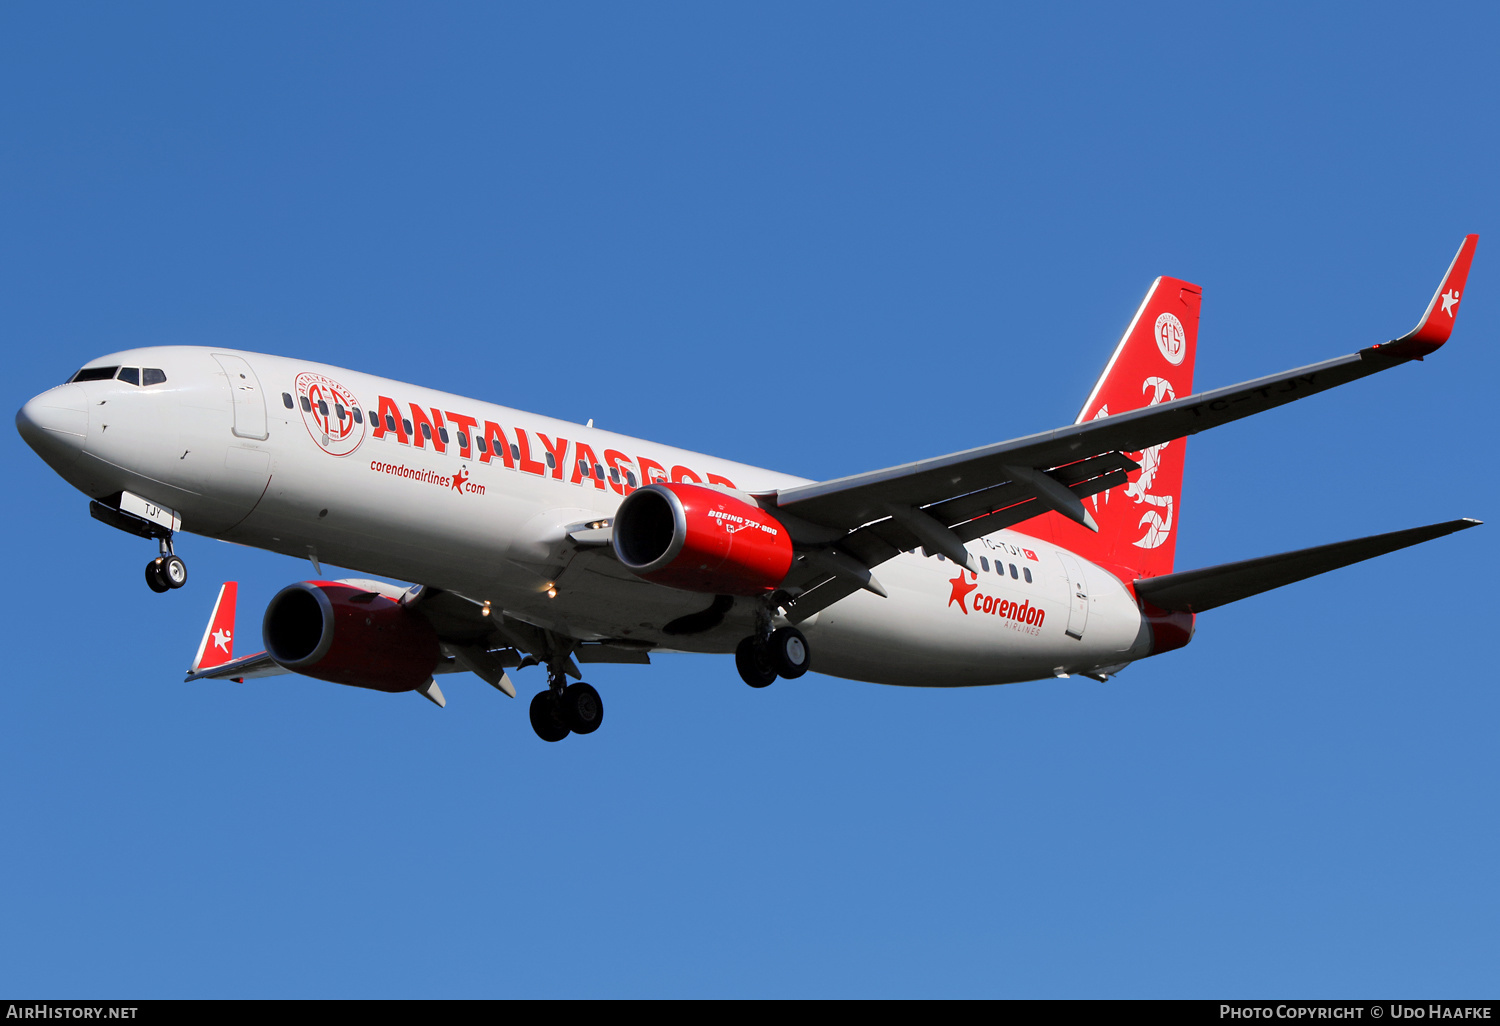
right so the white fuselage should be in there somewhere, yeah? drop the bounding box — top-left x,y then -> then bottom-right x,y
21,346 -> 1156,686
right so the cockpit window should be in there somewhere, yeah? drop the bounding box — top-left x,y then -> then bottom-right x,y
142,368 -> 167,385
71,366 -> 119,382
117,367 -> 141,385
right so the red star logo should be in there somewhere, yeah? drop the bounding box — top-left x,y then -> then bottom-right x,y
451,467 -> 469,494
947,570 -> 978,613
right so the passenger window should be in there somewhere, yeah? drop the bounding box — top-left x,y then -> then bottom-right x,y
980,557 -> 990,572
142,368 -> 167,386
317,400 -> 330,417
282,393 -> 294,409
334,403 -> 345,420
402,419 -> 413,436
353,408 -> 363,424
545,452 -> 556,469
438,427 -> 449,444
476,436 -> 488,453
420,423 -> 431,440
626,470 -> 637,487
1023,567 -> 1033,583
510,444 -> 520,461
457,432 -> 469,448
384,414 -> 396,432
72,366 -> 119,382
1009,563 -> 1018,579
300,396 -> 312,413
610,467 -> 620,483
578,459 -> 589,477
936,553 -> 945,561
593,463 -> 603,478
117,367 -> 140,385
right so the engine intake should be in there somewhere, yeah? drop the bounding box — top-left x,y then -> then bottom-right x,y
612,483 -> 794,595
262,581 -> 440,693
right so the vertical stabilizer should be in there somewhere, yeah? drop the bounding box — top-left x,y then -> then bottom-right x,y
1030,277 -> 1201,579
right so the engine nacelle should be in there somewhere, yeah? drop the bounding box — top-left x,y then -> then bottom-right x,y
262,581 -> 440,693
612,483 -> 794,595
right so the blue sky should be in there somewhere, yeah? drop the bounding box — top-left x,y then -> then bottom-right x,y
2,3 -> 1496,997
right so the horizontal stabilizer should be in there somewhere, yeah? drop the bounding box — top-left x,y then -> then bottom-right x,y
1133,519 -> 1481,613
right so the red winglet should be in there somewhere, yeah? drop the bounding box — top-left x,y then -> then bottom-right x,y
1381,234 -> 1479,359
190,582 -> 238,673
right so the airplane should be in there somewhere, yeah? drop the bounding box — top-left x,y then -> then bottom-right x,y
15,236 -> 1481,742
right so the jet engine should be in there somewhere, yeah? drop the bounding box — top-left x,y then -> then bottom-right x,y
612,483 -> 794,595
262,581 -> 440,692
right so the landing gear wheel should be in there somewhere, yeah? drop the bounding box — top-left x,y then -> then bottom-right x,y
560,682 -> 604,735
161,554 -> 188,589
767,627 -> 811,679
735,636 -> 777,688
145,559 -> 170,593
529,690 -> 570,743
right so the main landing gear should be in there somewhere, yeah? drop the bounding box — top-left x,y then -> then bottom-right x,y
736,625 -> 811,688
145,537 -> 187,593
529,661 -> 604,743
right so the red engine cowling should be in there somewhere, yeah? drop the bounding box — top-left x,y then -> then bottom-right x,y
612,483 -> 794,595
262,581 -> 440,693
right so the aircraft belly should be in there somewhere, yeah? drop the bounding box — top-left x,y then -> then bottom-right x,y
798,545 -> 1145,687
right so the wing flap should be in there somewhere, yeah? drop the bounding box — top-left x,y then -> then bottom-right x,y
776,456 -> 1137,603
1133,519 -> 1481,614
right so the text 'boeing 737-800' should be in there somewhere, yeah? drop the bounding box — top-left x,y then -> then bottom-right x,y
16,236 -> 1481,741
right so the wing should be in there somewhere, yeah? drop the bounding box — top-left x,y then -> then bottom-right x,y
770,235 -> 1479,620
185,576 -> 651,694
186,648 -> 287,682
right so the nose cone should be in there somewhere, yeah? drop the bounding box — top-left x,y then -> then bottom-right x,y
17,384 -> 89,471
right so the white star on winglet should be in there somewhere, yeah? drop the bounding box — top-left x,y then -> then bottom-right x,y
212,628 -> 232,652
1441,289 -> 1460,317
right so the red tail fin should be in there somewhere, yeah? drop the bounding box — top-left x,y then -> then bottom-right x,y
1030,276 -> 1201,579
191,582 -> 238,673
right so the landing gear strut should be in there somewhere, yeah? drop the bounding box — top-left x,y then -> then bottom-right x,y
529,659 -> 605,742
145,537 -> 187,593
736,620 -> 811,688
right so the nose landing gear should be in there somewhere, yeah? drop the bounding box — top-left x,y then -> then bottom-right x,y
88,497 -> 189,594
145,539 -> 187,593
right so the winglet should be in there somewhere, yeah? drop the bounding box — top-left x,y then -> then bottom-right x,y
1377,234 -> 1479,360
190,582 -> 238,673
